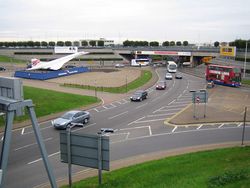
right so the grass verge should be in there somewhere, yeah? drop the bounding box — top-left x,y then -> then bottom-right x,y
0,86 -> 100,126
62,70 -> 152,93
242,79 -> 250,85
0,55 -> 27,63
61,146 -> 250,188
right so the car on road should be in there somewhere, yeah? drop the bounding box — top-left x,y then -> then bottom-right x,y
52,110 -> 90,129
207,81 -> 215,88
115,63 -> 125,68
156,81 -> 167,90
101,128 -> 114,133
130,90 -> 148,101
165,73 -> 173,80
175,73 -> 183,79
0,66 -> 6,71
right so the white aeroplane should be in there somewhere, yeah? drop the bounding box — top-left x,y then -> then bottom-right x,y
27,51 -> 89,71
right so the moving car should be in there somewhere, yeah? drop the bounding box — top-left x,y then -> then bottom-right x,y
130,90 -> 148,101
175,73 -> 183,79
156,81 -> 167,90
0,67 -> 6,71
101,128 -> 114,133
52,110 -> 90,129
115,63 -> 125,68
165,73 -> 173,80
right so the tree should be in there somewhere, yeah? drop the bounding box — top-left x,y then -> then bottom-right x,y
149,41 -> 159,47
214,41 -> 220,47
34,41 -> 41,47
27,41 -> 34,47
73,41 -> 80,46
41,41 -> 48,47
183,41 -> 189,46
176,41 -> 182,46
89,40 -> 96,46
81,40 -> 88,46
56,41 -> 64,46
48,41 -> 55,47
97,40 -> 104,46
162,41 -> 170,47
65,41 -> 72,46
170,41 -> 175,46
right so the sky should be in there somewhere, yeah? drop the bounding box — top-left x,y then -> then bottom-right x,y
1,0 -> 250,44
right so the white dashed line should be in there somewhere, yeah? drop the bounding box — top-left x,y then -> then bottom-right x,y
172,126 -> 177,132
21,128 -> 25,135
108,111 -> 128,120
197,124 -> 203,130
218,123 -> 224,128
128,117 -> 145,126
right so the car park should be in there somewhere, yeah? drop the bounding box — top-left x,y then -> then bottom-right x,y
130,90 -> 148,101
175,73 -> 183,79
156,81 -> 167,90
115,63 -> 125,68
51,110 -> 90,129
165,73 -> 173,80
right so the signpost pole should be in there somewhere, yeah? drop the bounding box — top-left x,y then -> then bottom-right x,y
241,107 -> 247,146
98,132 -> 102,185
67,126 -> 72,188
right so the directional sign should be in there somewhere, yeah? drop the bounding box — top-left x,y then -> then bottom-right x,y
191,90 -> 208,104
60,131 -> 110,171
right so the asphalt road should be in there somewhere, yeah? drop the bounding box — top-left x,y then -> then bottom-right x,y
1,68 -> 250,188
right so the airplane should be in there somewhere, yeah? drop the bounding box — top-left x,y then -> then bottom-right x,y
27,51 -> 89,71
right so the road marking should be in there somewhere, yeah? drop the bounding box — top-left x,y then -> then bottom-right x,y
103,103 -> 116,109
237,123 -> 243,127
120,125 -> 150,131
172,126 -> 177,132
148,126 -> 152,136
108,111 -> 128,120
128,116 -> 145,126
1,136 -> 4,141
197,124 -> 203,130
136,103 -> 148,109
21,128 -> 25,135
147,113 -> 175,117
135,118 -> 168,124
28,151 -> 60,165
23,125 -> 52,135
153,106 -> 166,113
168,100 -> 176,105
72,123 -> 97,132
14,137 -> 52,151
218,123 -> 224,128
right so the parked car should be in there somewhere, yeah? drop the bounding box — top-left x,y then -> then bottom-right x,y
115,63 -> 125,68
130,90 -> 148,101
175,73 -> 183,79
101,128 -> 114,133
52,110 -> 90,129
165,73 -> 173,80
156,81 -> 167,90
0,66 -> 6,71
207,81 -> 215,88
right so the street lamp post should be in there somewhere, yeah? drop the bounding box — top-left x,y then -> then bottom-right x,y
243,41 -> 248,78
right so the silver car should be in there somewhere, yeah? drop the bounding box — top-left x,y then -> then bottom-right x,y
52,110 -> 90,129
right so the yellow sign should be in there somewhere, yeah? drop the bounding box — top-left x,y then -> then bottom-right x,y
220,46 -> 236,57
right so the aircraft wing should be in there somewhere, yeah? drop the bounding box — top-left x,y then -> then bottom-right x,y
27,51 -> 89,71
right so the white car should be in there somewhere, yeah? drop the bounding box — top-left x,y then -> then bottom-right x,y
115,64 -> 125,68
165,73 -> 173,80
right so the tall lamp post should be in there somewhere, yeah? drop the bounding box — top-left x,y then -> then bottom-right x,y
243,41 -> 248,78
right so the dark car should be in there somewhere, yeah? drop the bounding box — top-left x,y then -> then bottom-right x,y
0,67 -> 6,71
156,81 -> 167,90
175,73 -> 183,79
101,128 -> 114,133
130,90 -> 148,101
51,110 -> 90,129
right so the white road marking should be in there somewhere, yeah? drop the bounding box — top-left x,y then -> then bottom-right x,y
108,111 -> 128,120
128,116 -> 145,126
28,151 -> 60,165
14,137 -> 52,151
136,103 -> 148,109
197,125 -> 203,130
153,106 -> 166,113
23,125 -> 52,135
147,113 -> 176,117
1,136 -> 4,141
21,128 -> 25,135
103,103 -> 116,109
148,126 -> 152,136
218,123 -> 224,128
120,125 -> 150,131
134,118 -> 168,124
168,100 -> 176,105
237,123 -> 243,127
172,126 -> 177,132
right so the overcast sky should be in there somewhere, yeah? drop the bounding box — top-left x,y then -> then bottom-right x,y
1,0 -> 250,44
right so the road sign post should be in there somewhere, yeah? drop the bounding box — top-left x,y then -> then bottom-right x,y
190,89 -> 208,119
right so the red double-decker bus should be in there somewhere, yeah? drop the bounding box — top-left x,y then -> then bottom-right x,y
205,64 -> 241,87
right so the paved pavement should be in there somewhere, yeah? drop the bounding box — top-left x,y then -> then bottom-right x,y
167,84 -> 250,125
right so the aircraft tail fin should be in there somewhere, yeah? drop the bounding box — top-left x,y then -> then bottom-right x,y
31,58 -> 41,67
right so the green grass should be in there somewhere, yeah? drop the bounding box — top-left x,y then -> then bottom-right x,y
0,86 -> 100,126
62,70 -> 152,93
61,146 -> 250,188
0,55 -> 27,63
242,79 -> 250,85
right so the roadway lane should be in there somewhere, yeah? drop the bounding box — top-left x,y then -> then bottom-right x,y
2,68 -> 249,188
